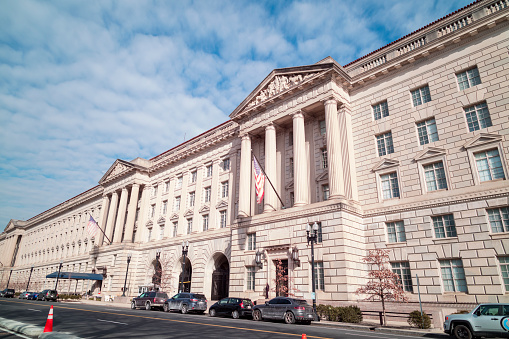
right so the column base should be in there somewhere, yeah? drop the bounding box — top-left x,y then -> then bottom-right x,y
293,202 -> 307,207
328,194 -> 346,200
237,211 -> 249,218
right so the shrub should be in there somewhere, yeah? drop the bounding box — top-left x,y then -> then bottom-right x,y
408,310 -> 431,329
316,304 -> 363,323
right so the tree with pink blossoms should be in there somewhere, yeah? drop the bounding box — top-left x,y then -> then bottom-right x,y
355,249 -> 408,326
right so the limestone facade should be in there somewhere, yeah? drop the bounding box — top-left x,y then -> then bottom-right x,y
1,0 -> 509,322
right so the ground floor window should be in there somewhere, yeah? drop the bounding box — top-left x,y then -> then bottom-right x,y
440,259 -> 467,292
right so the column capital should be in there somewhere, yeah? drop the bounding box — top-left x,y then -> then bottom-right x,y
240,133 -> 251,141
291,110 -> 305,119
265,123 -> 276,131
322,97 -> 339,106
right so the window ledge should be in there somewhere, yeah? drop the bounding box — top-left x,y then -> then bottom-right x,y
490,232 -> 509,240
479,178 -> 506,184
443,291 -> 468,295
426,188 -> 448,194
433,237 -> 458,244
386,242 -> 407,248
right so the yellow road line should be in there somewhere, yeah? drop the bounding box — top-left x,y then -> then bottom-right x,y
0,300 -> 331,339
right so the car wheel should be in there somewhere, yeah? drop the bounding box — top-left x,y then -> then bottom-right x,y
253,310 -> 262,321
163,303 -> 169,312
181,304 -> 188,314
453,324 -> 472,339
145,302 -> 151,311
131,301 -> 136,310
232,310 -> 240,319
284,311 -> 296,324
209,308 -> 216,317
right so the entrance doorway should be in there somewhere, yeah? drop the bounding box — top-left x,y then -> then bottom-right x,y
179,257 -> 192,292
211,254 -> 229,300
274,259 -> 288,297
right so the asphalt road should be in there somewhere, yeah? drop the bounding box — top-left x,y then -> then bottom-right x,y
0,299 -> 431,339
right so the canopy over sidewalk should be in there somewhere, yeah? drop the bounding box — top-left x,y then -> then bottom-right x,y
46,272 -> 103,280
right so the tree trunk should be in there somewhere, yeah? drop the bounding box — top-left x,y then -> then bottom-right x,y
381,296 -> 386,326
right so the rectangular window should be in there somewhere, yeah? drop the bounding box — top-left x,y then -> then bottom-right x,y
289,132 -> 293,146
319,120 -> 326,135
204,186 -> 212,203
321,148 -> 328,168
206,164 -> 213,177
219,210 -> 227,228
432,214 -> 457,238
247,233 -> 256,251
147,228 -> 152,242
376,132 -> 394,156
159,226 -> 164,240
191,171 -> 197,183
221,181 -> 229,198
465,102 -> 492,132
381,172 -> 400,199
313,262 -> 325,291
322,184 -> 329,201
173,222 -> 178,237
150,204 -> 156,218
373,101 -> 389,120
499,257 -> 509,291
176,176 -> 183,189
417,118 -> 439,145
487,207 -> 509,233
188,191 -> 195,207
165,181 -> 170,193
317,222 -> 323,243
289,158 -> 294,177
457,67 -> 481,90
391,262 -> 413,292
387,221 -> 406,243
162,200 -> 168,215
411,85 -> 431,106
202,214 -> 209,231
424,161 -> 447,191
174,196 -> 181,211
475,149 -> 505,182
290,192 -> 294,207
247,267 -> 256,290
222,158 -> 230,171
187,219 -> 193,234
440,259 -> 467,292
152,185 -> 158,197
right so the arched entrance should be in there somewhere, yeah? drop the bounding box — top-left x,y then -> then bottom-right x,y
211,254 -> 229,300
178,257 -> 192,293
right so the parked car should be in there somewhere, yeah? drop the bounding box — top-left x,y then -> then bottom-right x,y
27,292 -> 39,300
163,293 -> 207,314
131,291 -> 168,310
36,290 -> 58,301
252,297 -> 315,324
209,297 -> 253,319
444,303 -> 509,339
18,291 -> 32,299
0,289 -> 15,298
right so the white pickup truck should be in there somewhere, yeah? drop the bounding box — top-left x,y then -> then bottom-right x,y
444,303 -> 509,339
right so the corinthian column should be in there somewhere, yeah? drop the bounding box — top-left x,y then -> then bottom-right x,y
97,195 -> 110,246
113,188 -> 129,243
324,98 -> 345,199
105,191 -> 119,244
264,124 -> 277,212
292,111 -> 308,206
123,184 -> 140,243
238,134 -> 252,217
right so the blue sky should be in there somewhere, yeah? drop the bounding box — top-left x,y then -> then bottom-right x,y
0,0 -> 473,229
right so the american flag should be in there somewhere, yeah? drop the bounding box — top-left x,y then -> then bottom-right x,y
87,215 -> 99,238
253,156 -> 265,204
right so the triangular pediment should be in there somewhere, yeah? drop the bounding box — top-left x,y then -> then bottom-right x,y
157,216 -> 166,225
216,200 -> 228,209
146,220 -> 153,228
464,133 -> 502,149
199,205 -> 210,214
372,158 -> 400,172
413,147 -> 446,162
315,170 -> 329,182
230,62 -> 338,120
99,159 -> 149,185
170,213 -> 179,221
184,209 -> 194,217
285,181 -> 294,190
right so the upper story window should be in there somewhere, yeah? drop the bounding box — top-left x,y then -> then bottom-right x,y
487,207 -> 509,233
376,132 -> 394,156
432,214 -> 457,238
152,185 -> 158,197
457,67 -> 481,90
417,118 -> 439,145
188,191 -> 195,207
187,219 -> 193,234
165,181 -> 170,193
204,186 -> 211,203
321,148 -> 328,168
322,184 -> 329,201
373,101 -> 389,120
191,170 -> 197,183
289,158 -> 294,177
499,257 -> 509,291
202,214 -> 209,231
475,149 -> 505,182
381,172 -> 400,199
465,102 -> 492,132
174,196 -> 181,211
319,120 -> 326,135
247,233 -> 256,251
176,176 -> 183,189
172,222 -> 178,237
162,200 -> 168,215
221,181 -> 229,198
222,158 -> 230,171
411,85 -> 431,107
150,204 -> 156,218
424,161 -> 447,191
440,259 -> 467,292
206,164 -> 213,177
219,210 -> 227,228
386,221 -> 406,243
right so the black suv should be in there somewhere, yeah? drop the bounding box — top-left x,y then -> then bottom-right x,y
37,290 -> 58,301
131,291 -> 168,310
209,297 -> 253,319
0,289 -> 15,298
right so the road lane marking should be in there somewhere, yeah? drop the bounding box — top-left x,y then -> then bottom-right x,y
2,300 -> 332,339
97,319 -> 128,325
27,309 -> 41,312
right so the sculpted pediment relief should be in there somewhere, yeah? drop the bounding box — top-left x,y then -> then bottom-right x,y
413,147 -> 446,162
157,216 -> 166,225
315,170 -> 328,182
146,220 -> 153,228
216,200 -> 228,209
99,159 -> 148,185
199,205 -> 210,214
464,133 -> 502,149
285,181 -> 294,190
170,213 -> 179,220
372,158 -> 400,172
184,209 -> 194,217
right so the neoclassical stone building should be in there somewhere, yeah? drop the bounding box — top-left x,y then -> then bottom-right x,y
1,0 -> 508,323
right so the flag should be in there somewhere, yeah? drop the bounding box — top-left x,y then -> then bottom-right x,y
87,215 -> 99,238
253,156 -> 265,204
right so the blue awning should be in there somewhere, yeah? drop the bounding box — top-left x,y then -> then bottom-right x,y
46,272 -> 103,281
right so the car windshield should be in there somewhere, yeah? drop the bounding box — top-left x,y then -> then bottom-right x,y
242,299 -> 253,305
192,294 -> 206,300
295,300 -> 310,306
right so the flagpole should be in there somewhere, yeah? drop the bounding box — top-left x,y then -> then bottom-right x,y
90,215 -> 113,245
252,153 -> 285,208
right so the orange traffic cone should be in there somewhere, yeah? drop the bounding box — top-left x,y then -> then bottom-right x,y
301,334 -> 307,339
43,305 -> 53,332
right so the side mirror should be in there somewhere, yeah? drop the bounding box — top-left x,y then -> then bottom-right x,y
265,301 -> 269,306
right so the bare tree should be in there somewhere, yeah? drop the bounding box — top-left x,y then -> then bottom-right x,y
355,249 -> 408,326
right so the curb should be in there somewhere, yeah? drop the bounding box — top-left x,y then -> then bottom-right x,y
311,321 -> 448,337
0,317 -> 82,339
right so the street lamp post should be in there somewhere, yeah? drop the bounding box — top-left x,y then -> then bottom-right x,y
180,241 -> 189,293
6,270 -> 12,289
55,261 -> 63,290
26,266 -> 34,291
306,222 -> 320,321
122,253 -> 132,297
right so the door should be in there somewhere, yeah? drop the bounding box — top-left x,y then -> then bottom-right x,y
274,298 -> 291,319
473,305 -> 504,333
216,298 -> 229,314
168,294 -> 179,310
136,292 -> 147,307
264,299 -> 279,318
